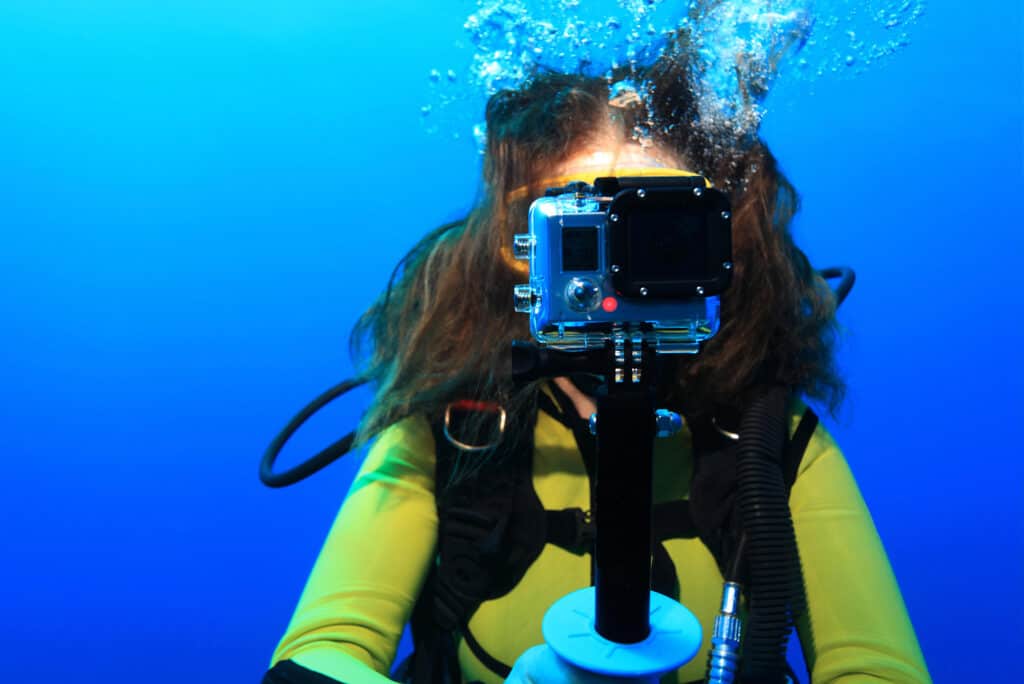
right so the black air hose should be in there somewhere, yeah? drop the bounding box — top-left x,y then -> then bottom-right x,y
734,386 -> 807,682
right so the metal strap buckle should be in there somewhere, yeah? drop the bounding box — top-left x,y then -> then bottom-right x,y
443,400 -> 508,452
712,416 -> 740,442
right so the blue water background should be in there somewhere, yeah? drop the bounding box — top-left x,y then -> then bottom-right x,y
1,1 -> 1020,681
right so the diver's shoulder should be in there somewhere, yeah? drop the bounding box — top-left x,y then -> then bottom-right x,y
375,413 -> 435,445
364,414 -> 437,470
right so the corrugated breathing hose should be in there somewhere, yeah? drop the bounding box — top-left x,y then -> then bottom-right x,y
734,385 -> 807,683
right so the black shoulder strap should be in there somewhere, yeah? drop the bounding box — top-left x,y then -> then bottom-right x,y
402,565 -> 459,684
402,396 -> 543,683
784,407 -> 819,493
542,379 -> 597,483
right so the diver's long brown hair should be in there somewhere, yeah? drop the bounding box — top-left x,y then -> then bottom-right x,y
350,43 -> 844,446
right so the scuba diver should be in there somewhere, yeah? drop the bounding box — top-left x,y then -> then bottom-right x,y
260,27 -> 932,684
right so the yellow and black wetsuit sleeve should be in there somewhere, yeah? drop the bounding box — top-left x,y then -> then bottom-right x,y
266,416 -> 438,684
790,419 -> 932,682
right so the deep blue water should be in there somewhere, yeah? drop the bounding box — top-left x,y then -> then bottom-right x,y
1,1 -> 1020,682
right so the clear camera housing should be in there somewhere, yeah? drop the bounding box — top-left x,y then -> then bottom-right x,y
513,177 -> 733,353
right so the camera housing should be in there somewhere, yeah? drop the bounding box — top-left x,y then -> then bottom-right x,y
513,176 -> 733,353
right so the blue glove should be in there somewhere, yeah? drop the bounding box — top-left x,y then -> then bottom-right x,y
505,644 -> 659,684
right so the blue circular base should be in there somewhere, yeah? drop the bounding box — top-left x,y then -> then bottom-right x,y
542,587 -> 703,678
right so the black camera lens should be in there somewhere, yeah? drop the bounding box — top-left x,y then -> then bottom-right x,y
606,184 -> 732,298
626,208 -> 710,282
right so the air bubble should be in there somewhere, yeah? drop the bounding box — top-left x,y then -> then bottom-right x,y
473,122 -> 487,145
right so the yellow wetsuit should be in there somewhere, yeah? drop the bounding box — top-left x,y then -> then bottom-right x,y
269,399 -> 931,683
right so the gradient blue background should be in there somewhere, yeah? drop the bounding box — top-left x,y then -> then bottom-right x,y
1,1 -> 1020,682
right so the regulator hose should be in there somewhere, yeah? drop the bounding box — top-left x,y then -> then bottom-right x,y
734,385 -> 807,682
259,378 -> 365,488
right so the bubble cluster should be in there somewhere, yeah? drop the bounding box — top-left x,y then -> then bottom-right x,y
459,0 -> 681,96
800,0 -> 926,76
421,0 -> 926,151
689,0 -> 818,140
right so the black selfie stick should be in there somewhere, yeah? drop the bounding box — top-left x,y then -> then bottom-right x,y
593,339 -> 655,642
510,341 -> 701,678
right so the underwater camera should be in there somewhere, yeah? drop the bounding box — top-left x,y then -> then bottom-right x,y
512,175 -> 733,353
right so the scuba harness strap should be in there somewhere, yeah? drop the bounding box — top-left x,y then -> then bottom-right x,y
401,394 -> 542,682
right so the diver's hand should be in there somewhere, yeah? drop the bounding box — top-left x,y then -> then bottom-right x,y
505,644 -> 658,684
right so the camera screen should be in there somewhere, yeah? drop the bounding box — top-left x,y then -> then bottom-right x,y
627,208 -> 710,282
562,227 -> 599,271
